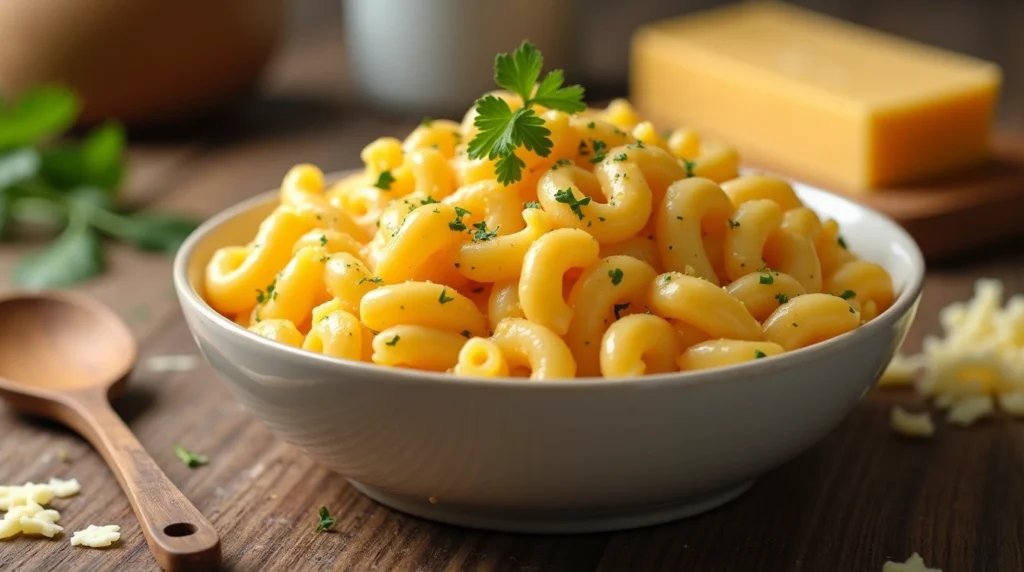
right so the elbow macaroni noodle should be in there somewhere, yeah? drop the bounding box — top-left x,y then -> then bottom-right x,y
203,98 -> 895,379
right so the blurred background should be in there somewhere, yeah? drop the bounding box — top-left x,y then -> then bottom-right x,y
1,0 -> 1019,131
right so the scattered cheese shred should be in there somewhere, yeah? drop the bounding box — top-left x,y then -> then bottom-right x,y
883,552 -> 942,572
71,524 -> 121,548
890,407 -> 935,438
998,390 -> 1024,417
880,279 -> 1024,427
878,353 -> 925,387
0,476 -> 80,540
946,394 -> 995,427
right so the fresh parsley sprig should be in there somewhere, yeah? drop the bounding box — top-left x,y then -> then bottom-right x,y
0,86 -> 199,288
467,42 -> 586,185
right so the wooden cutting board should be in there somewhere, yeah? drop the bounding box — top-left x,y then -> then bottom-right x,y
854,133 -> 1024,259
752,133 -> 1024,260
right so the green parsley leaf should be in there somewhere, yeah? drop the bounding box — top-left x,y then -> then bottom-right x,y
385,335 -> 400,346
588,140 -> 607,164
613,302 -> 630,320
316,506 -> 336,533
461,330 -> 472,338
608,268 -> 624,285
754,350 -> 767,359
759,273 -> 774,285
839,290 -> 856,300
468,42 -> 584,185
13,218 -> 104,289
613,153 -> 628,161
523,201 -> 541,209
449,206 -> 471,232
173,445 -> 207,468
374,170 -> 395,190
420,116 -> 433,127
0,86 -> 80,149
530,69 -> 587,113
358,276 -> 383,285
471,220 -> 499,242
775,293 -> 789,304
439,288 -> 455,304
682,158 -> 696,178
728,219 -> 740,229
454,206 -> 471,218
495,41 -> 543,102
553,187 -> 591,220
420,196 -> 438,205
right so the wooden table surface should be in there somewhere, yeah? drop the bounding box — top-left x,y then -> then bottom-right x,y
3,2 -> 1024,571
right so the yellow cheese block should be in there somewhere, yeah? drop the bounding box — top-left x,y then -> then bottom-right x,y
631,1 -> 1002,192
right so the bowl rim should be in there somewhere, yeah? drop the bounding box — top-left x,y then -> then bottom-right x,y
173,177 -> 926,390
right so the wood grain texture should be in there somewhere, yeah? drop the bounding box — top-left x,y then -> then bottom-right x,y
2,1 -> 1024,570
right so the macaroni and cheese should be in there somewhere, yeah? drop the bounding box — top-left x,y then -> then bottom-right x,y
204,95 -> 895,379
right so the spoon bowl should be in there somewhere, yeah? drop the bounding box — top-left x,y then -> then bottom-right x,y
0,291 -> 220,571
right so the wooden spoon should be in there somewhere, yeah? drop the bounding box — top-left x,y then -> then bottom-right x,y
0,291 -> 220,571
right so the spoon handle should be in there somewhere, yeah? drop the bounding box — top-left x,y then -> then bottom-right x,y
66,392 -> 221,571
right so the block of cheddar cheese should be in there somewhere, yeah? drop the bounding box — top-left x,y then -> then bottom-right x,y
631,1 -> 1002,192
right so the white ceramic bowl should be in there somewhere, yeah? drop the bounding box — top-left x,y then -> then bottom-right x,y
174,181 -> 924,534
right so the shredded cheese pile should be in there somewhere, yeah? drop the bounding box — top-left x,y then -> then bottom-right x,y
0,478 -> 80,539
0,476 -> 120,548
882,279 -> 1024,435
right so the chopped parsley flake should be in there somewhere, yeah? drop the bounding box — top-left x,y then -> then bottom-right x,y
839,290 -> 856,300
588,140 -> 607,163
754,350 -> 767,359
728,219 -> 740,229
420,116 -> 433,127
374,170 -> 396,190
173,446 -> 207,468
439,289 -> 455,304
759,273 -> 774,285
775,293 -> 789,304
319,234 -> 328,246
358,276 -> 383,285
837,236 -> 848,249
524,201 -> 541,209
608,268 -> 624,285
472,221 -> 499,242
682,158 -> 696,178
553,187 -> 591,219
586,121 -> 595,129
420,196 -> 439,205
613,153 -> 628,161
461,330 -> 472,338
449,206 -> 471,231
256,279 -> 278,304
316,506 -> 336,532
385,335 -> 400,346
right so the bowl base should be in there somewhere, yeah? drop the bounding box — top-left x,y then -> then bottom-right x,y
347,479 -> 754,534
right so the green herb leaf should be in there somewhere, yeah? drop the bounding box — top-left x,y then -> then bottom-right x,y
759,273 -> 774,285
101,211 -> 198,253
494,41 -> 543,102
682,158 -> 696,178
0,87 -> 80,150
471,220 -> 498,242
373,170 -> 395,190
523,201 -> 541,209
608,268 -> 624,286
0,147 -> 41,189
775,293 -> 789,304
839,290 -> 856,300
439,288 -> 455,304
358,276 -> 383,285
754,350 -> 767,359
13,219 -> 103,288
316,506 -> 337,533
553,187 -> 591,220
173,445 -> 208,468
530,69 -> 586,114
588,140 -> 607,164
728,219 -> 740,229
385,335 -> 400,346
